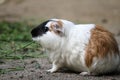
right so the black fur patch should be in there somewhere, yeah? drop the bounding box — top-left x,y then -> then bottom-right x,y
31,20 -> 50,37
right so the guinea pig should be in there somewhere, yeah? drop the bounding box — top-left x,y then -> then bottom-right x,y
31,19 -> 120,75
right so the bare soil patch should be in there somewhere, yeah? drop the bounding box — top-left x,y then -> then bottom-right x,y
0,58 -> 120,80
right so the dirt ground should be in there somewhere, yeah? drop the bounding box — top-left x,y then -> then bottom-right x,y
0,0 -> 120,80
0,58 -> 120,80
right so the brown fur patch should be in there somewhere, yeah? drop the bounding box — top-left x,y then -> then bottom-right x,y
49,20 -> 63,36
85,25 -> 119,67
49,23 -> 54,31
57,20 -> 63,27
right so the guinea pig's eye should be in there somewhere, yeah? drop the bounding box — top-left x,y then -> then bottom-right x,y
44,27 -> 49,32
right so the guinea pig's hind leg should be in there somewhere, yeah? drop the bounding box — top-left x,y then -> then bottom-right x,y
47,62 -> 61,73
80,72 -> 97,76
80,72 -> 90,76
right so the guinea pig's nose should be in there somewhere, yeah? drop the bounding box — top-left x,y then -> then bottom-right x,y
31,29 -> 34,37
31,29 -> 34,34
31,28 -> 38,37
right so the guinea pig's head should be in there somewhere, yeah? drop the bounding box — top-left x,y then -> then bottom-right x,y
31,19 -> 73,49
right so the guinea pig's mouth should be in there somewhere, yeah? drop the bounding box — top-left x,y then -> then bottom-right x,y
32,37 -> 41,42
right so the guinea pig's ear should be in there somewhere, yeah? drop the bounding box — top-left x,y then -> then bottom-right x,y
51,21 -> 64,36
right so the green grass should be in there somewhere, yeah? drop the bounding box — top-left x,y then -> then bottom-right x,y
0,21 -> 47,59
0,21 -> 46,74
0,41 -> 45,59
0,21 -> 32,41
0,21 -> 46,60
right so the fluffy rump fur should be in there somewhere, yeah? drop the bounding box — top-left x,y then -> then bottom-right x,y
85,25 -> 120,75
31,19 -> 120,75
85,25 -> 119,67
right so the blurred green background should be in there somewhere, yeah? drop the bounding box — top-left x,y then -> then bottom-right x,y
0,21 -> 45,60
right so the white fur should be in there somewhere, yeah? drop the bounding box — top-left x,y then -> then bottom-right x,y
32,19 -> 120,75
89,54 -> 120,75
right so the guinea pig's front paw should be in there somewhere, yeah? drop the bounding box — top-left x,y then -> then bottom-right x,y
46,61 -> 62,73
46,67 -> 59,73
46,65 -> 59,73
47,69 -> 56,73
